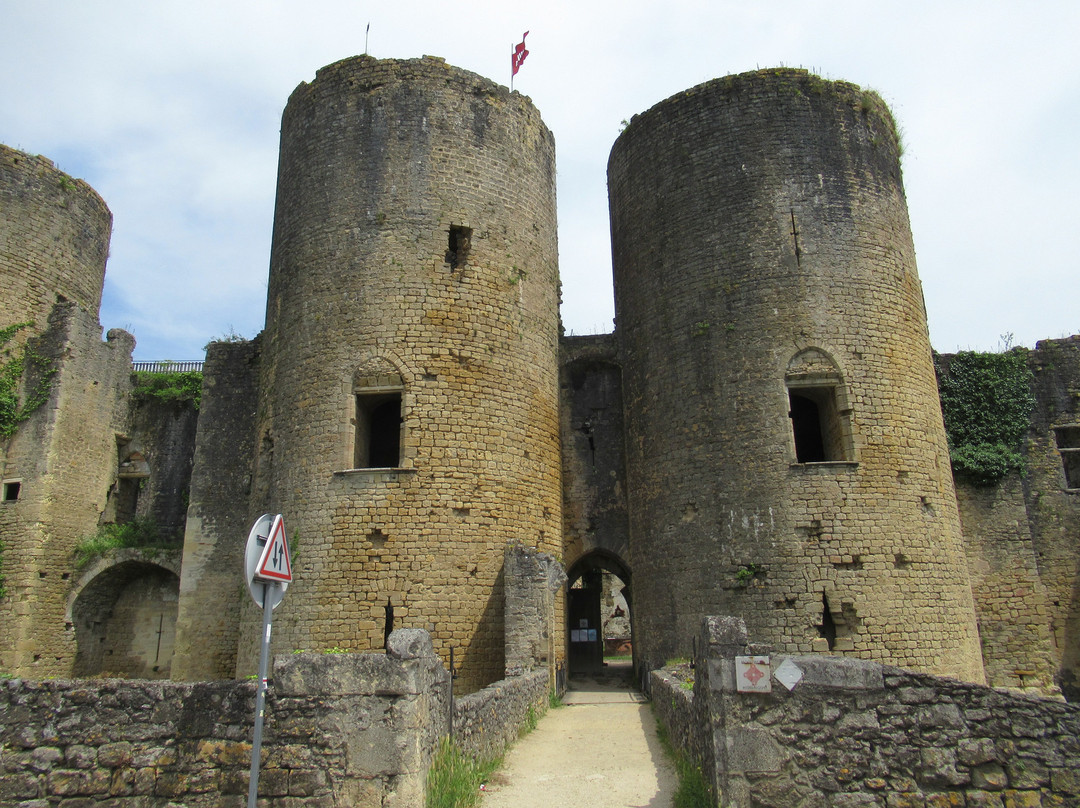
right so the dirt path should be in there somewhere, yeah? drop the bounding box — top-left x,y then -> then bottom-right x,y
479,667 -> 676,808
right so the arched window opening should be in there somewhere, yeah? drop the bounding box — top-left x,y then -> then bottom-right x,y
353,366 -> 405,469
786,349 -> 854,463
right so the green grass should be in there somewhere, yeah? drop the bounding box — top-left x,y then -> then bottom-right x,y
425,738 -> 501,808
427,695 -> 550,807
73,518 -> 172,568
654,712 -> 715,808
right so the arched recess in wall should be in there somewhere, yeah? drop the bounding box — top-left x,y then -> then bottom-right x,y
566,550 -> 632,676
349,353 -> 412,470
67,551 -> 181,679
785,348 -> 856,463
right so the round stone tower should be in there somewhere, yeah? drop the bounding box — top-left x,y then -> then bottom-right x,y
609,69 -> 984,682
0,145 -> 111,335
247,56 -> 562,691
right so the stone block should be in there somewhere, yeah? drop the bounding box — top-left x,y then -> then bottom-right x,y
971,764 -> 1008,791
386,628 -> 433,660
720,726 -> 785,774
704,616 -> 749,655
274,652 -> 422,697
778,655 -> 884,690
1049,767 -> 1080,795
958,738 -> 999,766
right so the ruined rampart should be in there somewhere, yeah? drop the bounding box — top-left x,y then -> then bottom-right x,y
0,629 -> 547,807
653,617 -> 1080,807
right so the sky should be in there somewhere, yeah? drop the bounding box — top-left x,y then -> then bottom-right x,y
3,1 -> 1078,360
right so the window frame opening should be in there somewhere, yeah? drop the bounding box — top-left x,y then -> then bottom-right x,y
788,384 -> 851,463
785,349 -> 855,465
354,390 -> 403,469
445,225 -> 472,270
2,479 -> 21,503
1053,425 -> 1080,490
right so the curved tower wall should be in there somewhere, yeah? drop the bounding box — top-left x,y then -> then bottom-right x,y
247,56 -> 562,691
0,145 -> 111,334
609,69 -> 983,682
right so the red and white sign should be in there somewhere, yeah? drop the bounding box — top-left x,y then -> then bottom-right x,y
255,514 -> 292,583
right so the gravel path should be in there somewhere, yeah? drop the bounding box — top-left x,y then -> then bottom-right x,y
478,669 -> 676,808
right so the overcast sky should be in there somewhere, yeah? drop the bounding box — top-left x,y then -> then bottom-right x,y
3,1 -> 1077,360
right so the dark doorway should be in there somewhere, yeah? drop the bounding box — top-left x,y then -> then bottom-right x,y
566,551 -> 632,677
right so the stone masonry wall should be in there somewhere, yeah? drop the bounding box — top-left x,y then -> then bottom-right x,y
609,69 -> 982,681
242,55 -> 562,693
0,303 -> 135,678
453,668 -> 549,763
0,145 -> 111,336
173,339 -> 260,681
1024,337 -> 1080,701
955,475 -> 1058,695
653,617 -> 1080,807
0,629 -> 450,808
503,544 -> 566,679
559,334 -> 630,576
122,396 -> 199,541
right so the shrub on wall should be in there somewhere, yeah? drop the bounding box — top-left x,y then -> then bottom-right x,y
0,322 -> 56,438
131,369 -> 202,408
935,348 -> 1035,485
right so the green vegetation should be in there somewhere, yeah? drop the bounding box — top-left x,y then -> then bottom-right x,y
323,646 -> 350,654
73,518 -> 172,568
0,322 -> 56,438
425,738 -> 502,808
131,368 -> 202,408
935,347 -> 1035,485
426,695 -> 550,807
654,716 -> 715,808
735,564 -> 759,584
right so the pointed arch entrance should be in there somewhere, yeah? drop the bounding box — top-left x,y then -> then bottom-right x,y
566,550 -> 632,675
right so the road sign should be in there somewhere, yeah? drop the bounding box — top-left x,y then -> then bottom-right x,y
256,514 -> 292,583
242,513 -> 292,808
245,514 -> 289,610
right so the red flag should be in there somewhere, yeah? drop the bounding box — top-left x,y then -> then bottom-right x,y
512,31 -> 529,77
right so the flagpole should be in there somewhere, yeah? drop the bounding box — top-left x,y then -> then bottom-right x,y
365,23 -> 370,55
510,42 -> 514,91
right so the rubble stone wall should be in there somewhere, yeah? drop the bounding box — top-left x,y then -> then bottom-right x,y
0,630 -> 453,808
653,617 -> 1080,807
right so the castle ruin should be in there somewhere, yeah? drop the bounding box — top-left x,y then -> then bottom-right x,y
1,56 -> 1077,701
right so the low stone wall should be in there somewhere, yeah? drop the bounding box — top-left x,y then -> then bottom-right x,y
0,628 -> 448,807
453,668 -> 549,762
654,617 -> 1080,807
651,668 -> 706,772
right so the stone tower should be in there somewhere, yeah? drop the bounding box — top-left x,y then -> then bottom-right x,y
609,69 -> 984,682
0,146 -> 136,676
220,56 -> 561,691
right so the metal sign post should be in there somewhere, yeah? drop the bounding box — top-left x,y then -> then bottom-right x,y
243,514 -> 292,808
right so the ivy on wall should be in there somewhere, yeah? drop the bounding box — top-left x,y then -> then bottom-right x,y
935,349 -> 1036,485
131,369 -> 202,408
0,322 -> 56,438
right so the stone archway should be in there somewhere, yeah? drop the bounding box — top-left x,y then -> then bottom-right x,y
566,550 -> 632,676
68,550 -> 181,679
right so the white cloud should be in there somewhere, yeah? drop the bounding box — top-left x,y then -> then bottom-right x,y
2,0 -> 1077,357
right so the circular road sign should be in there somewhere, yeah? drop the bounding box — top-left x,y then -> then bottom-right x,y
245,513 -> 289,610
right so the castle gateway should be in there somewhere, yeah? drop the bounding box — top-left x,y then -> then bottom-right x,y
1,57 -> 1077,700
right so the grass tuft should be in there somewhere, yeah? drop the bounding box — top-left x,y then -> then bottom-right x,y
654,712 -> 715,808
425,738 -> 500,808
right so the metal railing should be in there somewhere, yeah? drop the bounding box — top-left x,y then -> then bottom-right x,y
131,361 -> 204,373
